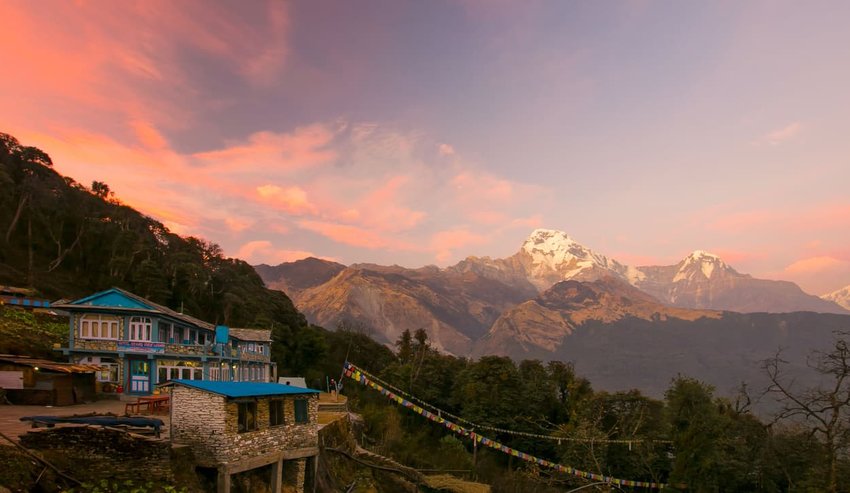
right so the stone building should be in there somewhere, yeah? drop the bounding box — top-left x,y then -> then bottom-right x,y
52,288 -> 275,396
168,379 -> 320,493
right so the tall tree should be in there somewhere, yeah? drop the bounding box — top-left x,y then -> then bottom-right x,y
763,333 -> 850,493
665,376 -> 724,491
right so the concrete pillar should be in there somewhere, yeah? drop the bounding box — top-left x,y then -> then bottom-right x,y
217,467 -> 231,493
270,458 -> 283,493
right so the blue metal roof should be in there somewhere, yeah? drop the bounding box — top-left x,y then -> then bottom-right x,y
68,288 -> 154,310
170,379 -> 319,398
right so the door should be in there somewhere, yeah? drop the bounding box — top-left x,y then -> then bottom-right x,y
128,359 -> 150,394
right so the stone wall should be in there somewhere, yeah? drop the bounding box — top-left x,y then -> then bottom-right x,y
170,386 -> 229,465
163,343 -> 208,356
239,351 -> 268,362
282,458 -> 307,493
74,339 -> 118,351
20,426 -> 175,484
171,386 -> 319,466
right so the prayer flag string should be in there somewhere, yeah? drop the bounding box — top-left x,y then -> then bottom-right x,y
343,361 -> 669,490
346,362 -> 672,446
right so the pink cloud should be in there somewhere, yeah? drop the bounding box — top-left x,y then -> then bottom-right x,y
510,214 -> 544,229
130,120 -> 170,150
193,125 -> 337,171
452,172 -> 515,201
224,217 -> 254,233
235,241 -> 316,265
753,121 -> 802,146
431,229 -> 489,262
256,184 -> 317,215
781,256 -> 850,295
784,256 -> 846,275
353,175 -> 427,232
298,220 -> 420,251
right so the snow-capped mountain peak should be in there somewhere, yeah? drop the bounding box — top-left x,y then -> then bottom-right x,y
518,229 -> 634,287
522,229 -> 605,270
673,250 -> 729,282
822,285 -> 850,310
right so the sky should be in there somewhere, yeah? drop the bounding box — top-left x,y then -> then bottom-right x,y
2,0 -> 849,295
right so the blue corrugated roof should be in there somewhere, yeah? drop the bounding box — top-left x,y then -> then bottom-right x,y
170,379 -> 319,398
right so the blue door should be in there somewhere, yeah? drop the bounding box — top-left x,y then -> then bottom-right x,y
128,359 -> 150,394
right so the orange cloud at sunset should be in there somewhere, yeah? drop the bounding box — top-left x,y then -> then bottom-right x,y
781,256 -> 850,295
236,241 -> 317,265
193,126 -> 337,171
431,229 -> 489,263
256,185 -> 317,215
298,221 -> 420,251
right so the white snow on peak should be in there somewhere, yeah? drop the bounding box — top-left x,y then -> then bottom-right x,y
823,285 -> 850,310
689,250 -> 721,260
521,229 -> 617,273
674,250 -> 728,282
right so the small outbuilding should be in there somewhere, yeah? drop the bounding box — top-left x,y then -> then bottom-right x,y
167,379 -> 320,493
0,354 -> 101,405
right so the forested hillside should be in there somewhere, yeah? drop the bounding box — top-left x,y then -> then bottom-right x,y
0,132 -> 316,375
0,133 -> 297,325
344,327 -> 850,492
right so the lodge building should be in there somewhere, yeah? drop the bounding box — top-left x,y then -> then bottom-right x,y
53,288 -> 276,396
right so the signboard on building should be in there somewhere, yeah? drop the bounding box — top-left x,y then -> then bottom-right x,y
117,341 -> 165,353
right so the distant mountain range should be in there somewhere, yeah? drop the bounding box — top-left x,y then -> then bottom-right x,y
256,229 -> 850,396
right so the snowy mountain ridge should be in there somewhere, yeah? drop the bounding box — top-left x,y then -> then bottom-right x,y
521,229 -> 622,275
822,285 -> 850,310
672,250 -> 735,282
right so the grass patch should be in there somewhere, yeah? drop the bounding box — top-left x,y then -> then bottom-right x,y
0,307 -> 68,359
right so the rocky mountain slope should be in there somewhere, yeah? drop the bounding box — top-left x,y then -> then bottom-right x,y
255,257 -> 346,298
473,277 -> 721,356
822,284 -> 850,310
289,263 -> 535,353
473,276 -> 849,397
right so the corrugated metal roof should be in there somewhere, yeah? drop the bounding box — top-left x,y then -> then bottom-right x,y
228,328 -> 272,342
168,379 -> 318,398
0,355 -> 103,373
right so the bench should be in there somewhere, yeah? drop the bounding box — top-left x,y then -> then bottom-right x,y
124,400 -> 146,415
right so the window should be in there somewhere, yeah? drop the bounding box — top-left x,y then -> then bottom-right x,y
156,361 -> 203,383
294,399 -> 309,424
158,323 -> 170,344
78,356 -> 118,382
79,314 -> 119,340
128,317 -> 152,341
269,400 -> 284,427
237,401 -> 257,433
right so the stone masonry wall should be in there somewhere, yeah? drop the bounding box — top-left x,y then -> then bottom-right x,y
170,386 -> 228,465
74,339 -> 119,351
219,394 -> 318,463
170,386 -> 318,466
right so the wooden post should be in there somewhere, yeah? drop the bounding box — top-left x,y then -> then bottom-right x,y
271,458 -> 283,493
472,428 -> 477,481
217,466 -> 231,493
